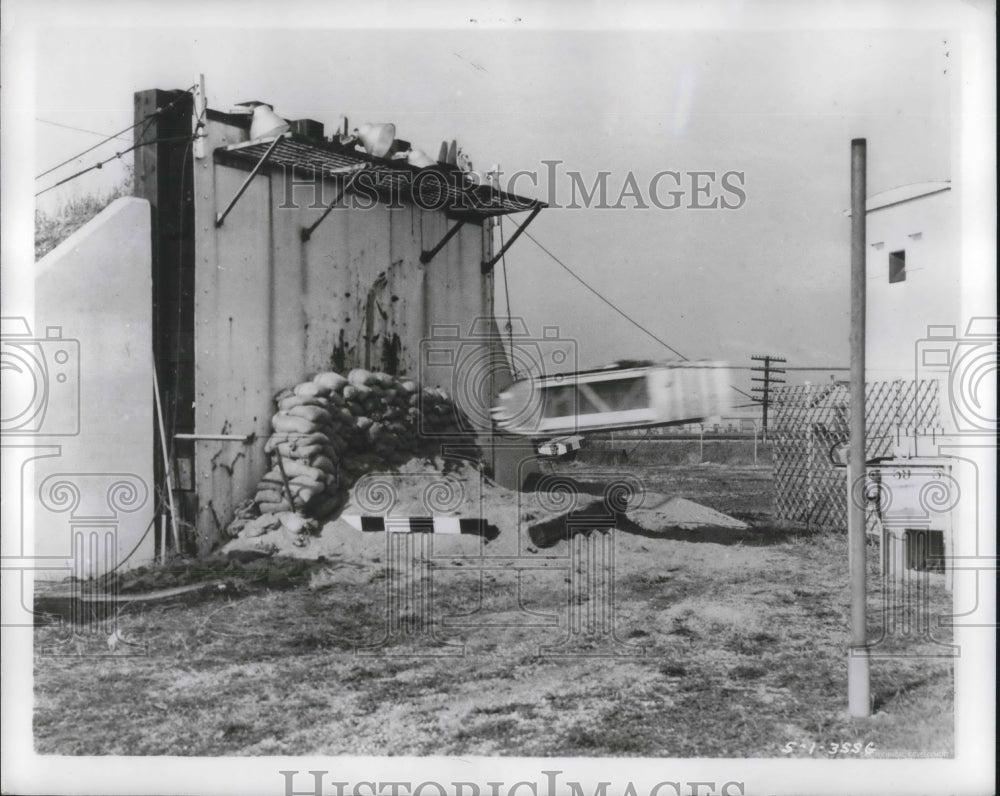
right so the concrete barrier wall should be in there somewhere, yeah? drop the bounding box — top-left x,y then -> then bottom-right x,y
190,116 -> 503,548
22,197 -> 155,579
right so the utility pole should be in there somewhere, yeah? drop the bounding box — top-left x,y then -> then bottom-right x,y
848,138 -> 870,716
750,355 -> 786,438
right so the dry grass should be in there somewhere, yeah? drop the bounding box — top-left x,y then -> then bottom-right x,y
33,464 -> 954,757
35,169 -> 133,260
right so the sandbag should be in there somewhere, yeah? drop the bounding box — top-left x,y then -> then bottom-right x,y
309,454 -> 337,474
255,485 -> 286,500
241,514 -> 282,538
278,459 -> 328,481
314,372 -> 348,392
286,404 -> 334,425
287,475 -> 328,493
294,443 -> 338,461
277,512 -> 319,535
278,394 -> 330,412
272,413 -> 321,435
294,381 -> 331,398
347,368 -> 371,387
266,441 -> 332,462
258,500 -> 294,514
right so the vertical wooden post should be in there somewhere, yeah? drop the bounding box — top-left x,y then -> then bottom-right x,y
134,88 -> 196,531
849,138 -> 871,717
761,358 -> 771,435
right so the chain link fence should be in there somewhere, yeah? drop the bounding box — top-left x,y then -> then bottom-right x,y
771,380 -> 941,528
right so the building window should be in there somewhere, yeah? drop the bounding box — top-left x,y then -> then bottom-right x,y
889,249 -> 906,283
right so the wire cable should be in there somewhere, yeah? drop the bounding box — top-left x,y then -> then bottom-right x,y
35,85 -> 195,180
35,133 -> 193,197
522,229 -> 690,360
35,117 -> 133,142
498,219 -> 518,377
520,227 -> 757,401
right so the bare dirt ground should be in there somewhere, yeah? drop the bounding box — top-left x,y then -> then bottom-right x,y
33,461 -> 954,757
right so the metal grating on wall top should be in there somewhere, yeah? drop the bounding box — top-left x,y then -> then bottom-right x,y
214,135 -> 545,222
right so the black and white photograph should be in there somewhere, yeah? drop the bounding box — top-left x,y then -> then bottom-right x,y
1,1 -> 995,794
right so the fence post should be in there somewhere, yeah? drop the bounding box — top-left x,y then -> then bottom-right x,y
805,383 -> 814,530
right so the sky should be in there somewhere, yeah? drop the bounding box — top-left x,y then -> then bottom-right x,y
19,4 -> 962,395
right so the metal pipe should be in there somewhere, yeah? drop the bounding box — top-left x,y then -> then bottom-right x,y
273,447 -> 298,513
152,361 -> 182,553
848,137 -> 871,717
174,433 -> 252,442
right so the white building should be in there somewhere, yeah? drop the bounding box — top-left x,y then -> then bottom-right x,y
863,181 -> 959,383
862,180 -> 994,443
860,180 -> 995,585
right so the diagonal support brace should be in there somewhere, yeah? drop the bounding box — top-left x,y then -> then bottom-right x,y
420,219 -> 467,264
301,166 -> 367,242
480,206 -> 542,274
214,135 -> 283,227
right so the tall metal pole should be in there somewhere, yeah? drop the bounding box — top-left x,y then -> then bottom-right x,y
848,138 -> 870,717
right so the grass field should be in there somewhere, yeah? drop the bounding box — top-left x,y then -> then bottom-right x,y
33,462 -> 954,757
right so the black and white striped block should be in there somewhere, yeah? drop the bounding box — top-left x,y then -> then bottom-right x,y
341,515 -> 493,537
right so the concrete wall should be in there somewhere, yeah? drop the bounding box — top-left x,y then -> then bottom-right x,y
190,118 -> 504,548
27,197 -> 154,578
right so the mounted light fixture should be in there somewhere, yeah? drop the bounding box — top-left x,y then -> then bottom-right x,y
356,123 -> 396,158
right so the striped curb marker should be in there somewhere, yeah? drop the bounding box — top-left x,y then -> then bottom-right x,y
341,515 -> 490,536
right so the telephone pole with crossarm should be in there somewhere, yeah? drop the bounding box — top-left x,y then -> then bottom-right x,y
750,355 -> 786,438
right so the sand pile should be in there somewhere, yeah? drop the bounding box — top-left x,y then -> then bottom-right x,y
628,494 -> 749,531
223,456 -> 547,566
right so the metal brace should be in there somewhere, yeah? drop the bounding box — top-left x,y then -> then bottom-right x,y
300,166 -> 368,242
214,134 -> 284,227
480,206 -> 542,274
420,219 -> 467,264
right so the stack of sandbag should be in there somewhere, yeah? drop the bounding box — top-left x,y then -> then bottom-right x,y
415,385 -> 461,436
256,372 -> 346,518
228,368 -> 477,538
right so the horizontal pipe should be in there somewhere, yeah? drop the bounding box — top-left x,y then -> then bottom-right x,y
174,433 -> 253,442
